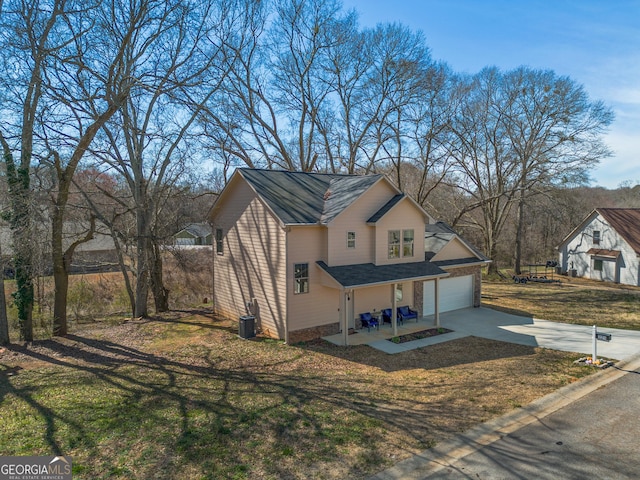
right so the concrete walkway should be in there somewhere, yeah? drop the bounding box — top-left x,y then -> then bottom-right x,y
365,307 -> 640,360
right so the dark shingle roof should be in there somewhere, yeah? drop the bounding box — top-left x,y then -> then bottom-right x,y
366,194 -> 404,223
240,169 -> 381,225
597,208 -> 640,255
316,260 -> 447,288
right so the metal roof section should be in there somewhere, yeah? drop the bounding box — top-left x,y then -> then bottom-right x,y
316,260 -> 448,289
596,208 -> 640,255
239,169 -> 381,225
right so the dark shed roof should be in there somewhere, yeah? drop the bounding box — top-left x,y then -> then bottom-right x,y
366,194 -> 405,223
316,260 -> 447,288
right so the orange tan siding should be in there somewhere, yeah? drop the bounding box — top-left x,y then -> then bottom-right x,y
373,200 -> 426,265
287,226 -> 341,332
327,180 -> 397,266
211,180 -> 287,338
432,238 -> 475,262
353,282 -> 410,312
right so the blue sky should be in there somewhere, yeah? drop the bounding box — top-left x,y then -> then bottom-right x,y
341,0 -> 640,189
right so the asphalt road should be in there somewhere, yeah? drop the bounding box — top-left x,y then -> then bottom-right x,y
425,367 -> 640,480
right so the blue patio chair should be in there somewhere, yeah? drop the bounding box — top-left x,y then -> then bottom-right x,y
359,312 -> 379,332
397,305 -> 418,323
381,308 -> 400,326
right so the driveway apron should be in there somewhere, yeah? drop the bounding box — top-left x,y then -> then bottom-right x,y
439,307 -> 640,361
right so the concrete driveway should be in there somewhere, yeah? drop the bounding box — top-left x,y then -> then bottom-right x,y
439,307 -> 640,361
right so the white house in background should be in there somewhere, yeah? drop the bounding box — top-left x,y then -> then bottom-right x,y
174,223 -> 212,246
209,168 -> 489,345
558,208 -> 640,286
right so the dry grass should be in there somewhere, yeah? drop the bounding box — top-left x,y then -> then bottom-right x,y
0,309 -> 592,480
483,273 -> 640,330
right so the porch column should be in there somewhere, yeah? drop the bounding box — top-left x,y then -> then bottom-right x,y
391,283 -> 398,336
435,277 -> 440,328
341,288 -> 348,346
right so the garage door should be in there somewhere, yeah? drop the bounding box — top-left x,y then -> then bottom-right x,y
423,275 -> 473,316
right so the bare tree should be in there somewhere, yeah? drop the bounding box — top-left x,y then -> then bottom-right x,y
501,67 -> 613,273
93,0 -> 233,317
0,0 -> 76,340
448,68 -> 518,273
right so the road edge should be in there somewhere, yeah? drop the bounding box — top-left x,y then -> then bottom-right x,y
369,352 -> 640,480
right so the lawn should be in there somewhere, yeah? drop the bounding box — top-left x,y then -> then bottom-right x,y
0,309 -> 592,480
482,274 -> 640,330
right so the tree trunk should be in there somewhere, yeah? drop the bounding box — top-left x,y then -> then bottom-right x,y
52,266 -> 69,336
2,139 -> 34,341
514,188 -> 526,275
14,255 -> 34,341
134,207 -> 149,318
485,233 -> 499,275
51,205 -> 68,336
149,241 -> 169,312
0,240 -> 10,345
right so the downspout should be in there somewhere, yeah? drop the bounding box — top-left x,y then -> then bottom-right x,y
435,277 -> 440,328
285,225 -> 290,344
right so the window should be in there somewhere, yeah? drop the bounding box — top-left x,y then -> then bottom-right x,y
389,229 -> 414,259
594,259 -> 603,271
215,228 -> 223,255
593,230 -> 601,245
403,229 -> 414,257
347,231 -> 356,249
395,283 -> 403,302
388,230 -> 401,259
294,263 -> 309,294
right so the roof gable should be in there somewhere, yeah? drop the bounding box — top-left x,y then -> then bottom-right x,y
425,222 -> 489,262
178,223 -> 212,238
597,208 -> 640,255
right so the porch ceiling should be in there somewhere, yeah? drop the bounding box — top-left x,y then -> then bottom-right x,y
316,260 -> 448,289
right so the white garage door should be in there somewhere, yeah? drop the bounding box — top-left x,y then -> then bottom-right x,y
423,275 -> 473,316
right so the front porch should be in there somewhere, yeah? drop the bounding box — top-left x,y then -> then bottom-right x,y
323,315 -> 441,346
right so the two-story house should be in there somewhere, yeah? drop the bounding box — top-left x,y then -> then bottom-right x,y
558,208 -> 640,285
209,169 -> 489,345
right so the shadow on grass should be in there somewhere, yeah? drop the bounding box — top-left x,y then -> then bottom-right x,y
0,328 -> 500,479
299,336 -> 539,373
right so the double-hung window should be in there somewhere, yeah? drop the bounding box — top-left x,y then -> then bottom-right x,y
403,229 -> 414,257
388,230 -> 401,259
215,228 -> 223,255
294,263 -> 309,294
389,229 -> 414,259
593,230 -> 601,246
347,231 -> 356,249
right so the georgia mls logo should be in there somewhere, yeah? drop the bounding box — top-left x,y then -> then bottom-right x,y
0,455 -> 72,480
